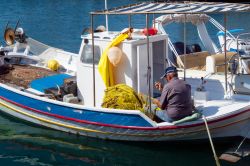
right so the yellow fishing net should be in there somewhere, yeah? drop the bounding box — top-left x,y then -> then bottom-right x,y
101,84 -> 146,112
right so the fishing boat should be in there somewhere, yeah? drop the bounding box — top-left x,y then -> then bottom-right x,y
0,1 -> 250,141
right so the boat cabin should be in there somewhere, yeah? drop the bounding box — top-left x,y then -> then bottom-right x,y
77,31 -> 168,106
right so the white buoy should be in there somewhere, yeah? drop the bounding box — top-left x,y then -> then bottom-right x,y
107,46 -> 123,66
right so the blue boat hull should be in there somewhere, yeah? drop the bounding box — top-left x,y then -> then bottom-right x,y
0,84 -> 250,141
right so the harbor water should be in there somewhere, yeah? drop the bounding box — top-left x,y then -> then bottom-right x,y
0,0 -> 250,165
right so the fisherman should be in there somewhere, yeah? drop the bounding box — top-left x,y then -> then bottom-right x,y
153,66 -> 193,122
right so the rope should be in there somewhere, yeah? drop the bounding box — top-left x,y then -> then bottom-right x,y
203,115 -> 221,166
234,125 -> 250,153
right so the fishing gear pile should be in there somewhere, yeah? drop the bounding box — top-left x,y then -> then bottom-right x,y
101,84 -> 145,112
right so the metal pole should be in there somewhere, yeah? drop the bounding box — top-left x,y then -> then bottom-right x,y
153,14 -> 155,28
105,0 -> 109,31
237,34 -> 240,74
184,14 -> 186,81
128,14 -> 131,28
237,33 -> 250,74
91,14 -> 96,106
146,14 -> 152,113
224,13 -> 228,92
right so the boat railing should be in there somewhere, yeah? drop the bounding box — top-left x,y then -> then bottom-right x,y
236,33 -> 250,74
237,33 -> 250,57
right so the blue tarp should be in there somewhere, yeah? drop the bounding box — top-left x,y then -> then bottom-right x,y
30,74 -> 71,92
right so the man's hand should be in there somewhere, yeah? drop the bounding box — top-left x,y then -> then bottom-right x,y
152,98 -> 161,108
155,82 -> 163,92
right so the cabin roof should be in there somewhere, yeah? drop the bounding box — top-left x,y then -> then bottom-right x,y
91,1 -> 250,15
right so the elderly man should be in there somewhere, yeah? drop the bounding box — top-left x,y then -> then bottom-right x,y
153,66 -> 193,122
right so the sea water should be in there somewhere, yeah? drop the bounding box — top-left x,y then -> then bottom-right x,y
0,0 -> 250,165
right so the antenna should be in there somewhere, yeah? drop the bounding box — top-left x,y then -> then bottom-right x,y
14,19 -> 20,32
4,21 -> 9,31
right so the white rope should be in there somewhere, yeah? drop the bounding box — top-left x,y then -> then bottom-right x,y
203,115 -> 221,166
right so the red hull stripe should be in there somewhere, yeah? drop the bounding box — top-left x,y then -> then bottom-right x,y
0,96 -> 249,130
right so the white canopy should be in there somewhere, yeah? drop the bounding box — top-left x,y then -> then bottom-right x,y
92,2 -> 250,15
154,14 -> 210,25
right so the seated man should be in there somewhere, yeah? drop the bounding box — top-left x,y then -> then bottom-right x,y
153,66 -> 193,122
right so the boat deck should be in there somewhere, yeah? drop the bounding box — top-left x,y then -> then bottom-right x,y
197,99 -> 250,118
156,98 -> 250,127
0,65 -> 56,88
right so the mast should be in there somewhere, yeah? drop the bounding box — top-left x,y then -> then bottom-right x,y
91,14 -> 96,106
184,14 -> 187,81
146,13 -> 152,113
105,0 -> 109,31
224,14 -> 228,92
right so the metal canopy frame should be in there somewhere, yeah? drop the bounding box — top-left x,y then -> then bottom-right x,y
89,1 -> 250,107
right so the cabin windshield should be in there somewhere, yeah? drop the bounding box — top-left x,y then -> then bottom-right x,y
80,44 -> 101,64
165,22 -> 211,71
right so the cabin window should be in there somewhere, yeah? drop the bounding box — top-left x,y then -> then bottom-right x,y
80,44 -> 101,64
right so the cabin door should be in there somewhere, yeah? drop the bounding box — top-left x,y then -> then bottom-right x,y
137,44 -> 153,95
152,40 -> 167,97
137,40 -> 167,97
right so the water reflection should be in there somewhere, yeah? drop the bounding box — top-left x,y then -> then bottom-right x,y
1,112 -> 250,166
